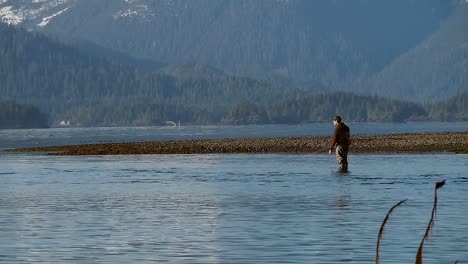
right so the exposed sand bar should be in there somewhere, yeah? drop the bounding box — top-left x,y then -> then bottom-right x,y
6,132 -> 468,155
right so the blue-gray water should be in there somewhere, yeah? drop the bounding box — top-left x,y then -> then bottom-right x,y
0,123 -> 467,263
1,122 -> 467,149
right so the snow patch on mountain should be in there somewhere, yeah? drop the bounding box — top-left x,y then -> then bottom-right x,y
38,6 -> 69,27
114,0 -> 154,21
0,5 -> 22,24
113,0 -> 189,21
0,0 -> 73,26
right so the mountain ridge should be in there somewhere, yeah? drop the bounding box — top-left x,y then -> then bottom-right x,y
1,0 -> 459,102
1,21 -> 465,126
368,2 -> 468,102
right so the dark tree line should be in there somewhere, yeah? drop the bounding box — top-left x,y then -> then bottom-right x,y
222,92 -> 434,125
0,100 -> 48,129
426,91 -> 467,121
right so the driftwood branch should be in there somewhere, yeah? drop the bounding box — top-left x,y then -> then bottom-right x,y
415,180 -> 446,264
376,199 -> 407,264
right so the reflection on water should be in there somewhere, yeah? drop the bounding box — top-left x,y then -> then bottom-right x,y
0,153 -> 467,263
335,196 -> 351,209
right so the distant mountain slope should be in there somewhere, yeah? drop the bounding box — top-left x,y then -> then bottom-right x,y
369,2 -> 468,102
0,0 -> 453,101
0,22 -> 295,126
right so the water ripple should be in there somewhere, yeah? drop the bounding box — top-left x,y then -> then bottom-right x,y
0,153 -> 466,263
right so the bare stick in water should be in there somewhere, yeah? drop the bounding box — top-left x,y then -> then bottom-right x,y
376,199 -> 407,264
415,180 -> 446,264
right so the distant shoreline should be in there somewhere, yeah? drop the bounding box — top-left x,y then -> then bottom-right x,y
5,132 -> 467,155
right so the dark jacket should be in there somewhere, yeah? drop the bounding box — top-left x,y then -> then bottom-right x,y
330,122 -> 350,151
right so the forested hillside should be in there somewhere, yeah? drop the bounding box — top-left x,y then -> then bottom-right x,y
426,92 -> 468,121
0,23 -> 295,126
1,0 -> 459,102
0,100 -> 48,129
222,92 -> 428,125
369,2 -> 468,101
1,21 -> 465,127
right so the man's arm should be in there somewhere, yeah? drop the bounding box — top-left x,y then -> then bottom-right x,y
346,125 -> 351,145
329,126 -> 338,153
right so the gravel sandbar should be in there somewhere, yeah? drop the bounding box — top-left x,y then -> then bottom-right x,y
6,132 -> 468,155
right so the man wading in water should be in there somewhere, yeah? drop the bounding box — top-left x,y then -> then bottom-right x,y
329,115 -> 351,173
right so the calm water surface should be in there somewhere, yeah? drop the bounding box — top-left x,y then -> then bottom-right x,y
1,123 -> 467,263
0,153 -> 467,263
0,122 -> 467,149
